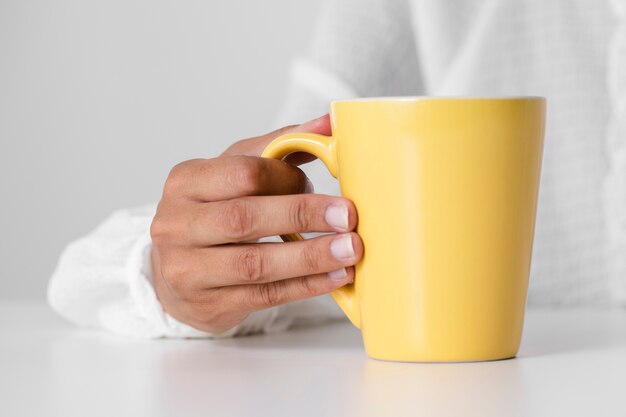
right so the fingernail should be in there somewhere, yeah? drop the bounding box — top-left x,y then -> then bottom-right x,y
325,204 -> 349,231
328,267 -> 348,282
330,234 -> 355,260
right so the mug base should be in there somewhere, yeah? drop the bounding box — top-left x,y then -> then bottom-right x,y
366,352 -> 518,363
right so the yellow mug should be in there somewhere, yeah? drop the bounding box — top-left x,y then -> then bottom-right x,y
262,97 -> 546,362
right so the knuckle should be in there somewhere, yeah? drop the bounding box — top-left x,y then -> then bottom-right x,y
164,160 -> 196,196
163,176 -> 178,197
219,200 -> 254,240
298,276 -> 317,297
290,197 -> 311,231
235,246 -> 265,282
301,243 -> 321,274
256,281 -> 285,307
232,156 -> 265,195
150,205 -> 187,246
149,216 -> 164,244
168,161 -> 189,179
159,255 -> 190,295
149,212 -> 170,246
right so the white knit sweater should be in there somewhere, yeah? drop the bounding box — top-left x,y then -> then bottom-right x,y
48,0 -> 626,338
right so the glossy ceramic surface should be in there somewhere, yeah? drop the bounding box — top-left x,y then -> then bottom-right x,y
262,97 -> 546,361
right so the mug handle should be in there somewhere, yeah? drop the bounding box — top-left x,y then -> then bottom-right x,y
261,132 -> 361,328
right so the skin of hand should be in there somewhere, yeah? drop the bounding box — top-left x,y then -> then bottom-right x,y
150,115 -> 363,334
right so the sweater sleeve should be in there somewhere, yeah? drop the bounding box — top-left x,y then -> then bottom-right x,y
48,204 -> 207,338
48,0 -> 423,338
47,204 -> 345,338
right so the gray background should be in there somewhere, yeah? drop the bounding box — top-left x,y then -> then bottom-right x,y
0,1 -> 322,299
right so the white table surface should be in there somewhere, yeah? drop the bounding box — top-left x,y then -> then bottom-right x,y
1,301 -> 625,417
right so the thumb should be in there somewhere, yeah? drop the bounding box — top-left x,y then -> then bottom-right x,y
223,114 -> 331,163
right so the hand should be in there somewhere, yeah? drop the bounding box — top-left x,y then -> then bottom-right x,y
150,115 -> 363,334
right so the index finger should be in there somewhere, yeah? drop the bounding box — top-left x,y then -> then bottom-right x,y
167,156 -> 310,202
223,114 -> 331,164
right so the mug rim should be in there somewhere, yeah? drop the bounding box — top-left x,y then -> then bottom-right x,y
332,95 -> 545,104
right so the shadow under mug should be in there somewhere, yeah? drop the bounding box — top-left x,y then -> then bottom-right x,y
262,97 -> 546,362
